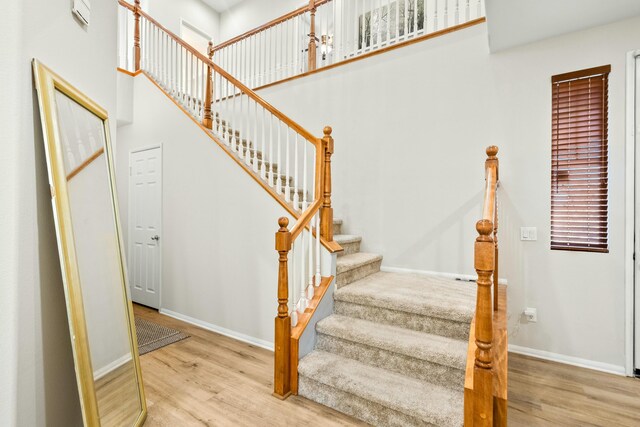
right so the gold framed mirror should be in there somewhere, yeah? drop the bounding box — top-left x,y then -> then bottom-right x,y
32,60 -> 146,426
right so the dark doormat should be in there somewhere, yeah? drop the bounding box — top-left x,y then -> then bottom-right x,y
135,317 -> 189,355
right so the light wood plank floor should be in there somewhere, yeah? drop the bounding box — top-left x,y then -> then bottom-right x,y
133,305 -> 367,426
508,353 -> 640,426
135,305 -> 640,426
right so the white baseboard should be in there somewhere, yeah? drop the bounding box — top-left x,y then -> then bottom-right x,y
508,344 -> 626,376
380,265 -> 508,286
159,308 -> 274,352
94,353 -> 132,381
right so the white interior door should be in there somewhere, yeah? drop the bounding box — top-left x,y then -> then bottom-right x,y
129,146 -> 162,309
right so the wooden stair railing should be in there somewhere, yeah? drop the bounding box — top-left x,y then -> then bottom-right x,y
273,127 -> 336,399
210,0 -> 487,90
118,0 -> 342,400
464,146 -> 507,427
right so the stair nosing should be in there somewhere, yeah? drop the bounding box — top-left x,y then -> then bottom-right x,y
298,350 -> 463,425
336,252 -> 383,274
333,272 -> 474,323
316,314 -> 467,370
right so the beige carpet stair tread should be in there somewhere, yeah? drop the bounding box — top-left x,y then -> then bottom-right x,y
334,272 -> 475,323
334,234 -> 362,245
298,351 -> 463,426
336,252 -> 383,274
316,315 -> 467,370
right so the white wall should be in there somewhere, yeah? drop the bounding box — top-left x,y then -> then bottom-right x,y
220,0 -> 302,41
0,0 -> 118,425
252,18 -> 640,371
116,74 -> 292,346
144,0 -> 221,43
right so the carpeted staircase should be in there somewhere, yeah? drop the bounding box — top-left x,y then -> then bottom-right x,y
298,219 -> 476,426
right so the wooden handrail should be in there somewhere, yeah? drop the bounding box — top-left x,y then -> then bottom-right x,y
211,0 -> 332,53
119,0 -> 321,149
467,146 -> 499,427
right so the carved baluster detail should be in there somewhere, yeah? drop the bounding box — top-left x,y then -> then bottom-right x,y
320,126 -> 334,242
273,217 -> 292,399
203,41 -> 214,130
308,0 -> 317,71
473,219 -> 494,426
134,0 -> 141,71
485,146 -> 499,311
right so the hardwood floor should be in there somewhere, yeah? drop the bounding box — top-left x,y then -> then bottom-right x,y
508,353 -> 640,426
134,305 -> 640,426
133,305 -> 366,426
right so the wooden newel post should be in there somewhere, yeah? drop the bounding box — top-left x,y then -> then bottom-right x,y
486,146 -> 499,311
133,0 -> 141,71
203,41 -> 214,130
308,0 -> 317,71
473,219 -> 495,426
273,217 -> 292,399
320,126 -> 334,242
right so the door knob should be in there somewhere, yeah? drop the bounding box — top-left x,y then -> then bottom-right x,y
151,235 -> 160,241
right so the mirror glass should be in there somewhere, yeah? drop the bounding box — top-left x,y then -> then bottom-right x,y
34,61 -> 146,426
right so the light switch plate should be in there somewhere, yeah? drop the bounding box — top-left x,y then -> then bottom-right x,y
520,227 -> 537,241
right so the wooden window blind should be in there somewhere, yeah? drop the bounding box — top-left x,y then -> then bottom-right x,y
551,65 -> 610,253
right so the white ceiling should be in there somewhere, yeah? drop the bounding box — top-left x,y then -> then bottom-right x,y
486,0 -> 640,52
201,0 -> 244,13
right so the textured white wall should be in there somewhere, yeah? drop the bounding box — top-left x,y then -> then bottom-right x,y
252,18 -> 640,371
0,0 -> 118,425
116,74 -> 292,345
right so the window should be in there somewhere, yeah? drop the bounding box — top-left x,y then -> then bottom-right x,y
551,65 -> 610,253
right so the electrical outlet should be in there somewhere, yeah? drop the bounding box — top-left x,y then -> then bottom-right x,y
520,227 -> 538,241
524,307 -> 537,322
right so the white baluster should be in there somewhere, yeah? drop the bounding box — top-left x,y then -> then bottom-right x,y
269,113 -> 274,186
260,107 -> 266,179
361,0 -> 366,49
290,239 -> 298,327
299,231 -> 307,312
301,140 -> 308,212
285,126 -> 291,202
434,0 -> 439,31
293,133 -> 299,210
307,222 -> 314,300
253,102 -> 259,171
277,120 -> 282,194
315,212 -> 321,285
403,0 -> 408,38
444,0 -> 449,28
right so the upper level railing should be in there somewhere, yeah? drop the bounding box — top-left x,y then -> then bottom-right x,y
211,0 -> 486,89
466,146 -> 499,426
117,0 -> 341,401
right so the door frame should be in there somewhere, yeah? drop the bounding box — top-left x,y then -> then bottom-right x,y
626,49 -> 640,376
128,143 -> 163,309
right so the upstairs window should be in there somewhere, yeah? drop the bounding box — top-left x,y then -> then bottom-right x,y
551,65 -> 610,253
